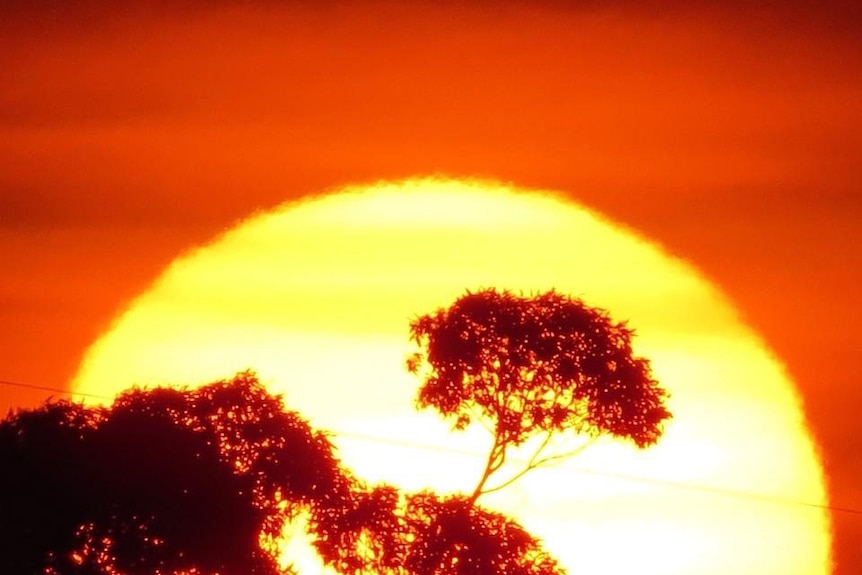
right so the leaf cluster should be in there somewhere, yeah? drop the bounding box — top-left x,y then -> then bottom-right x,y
0,373 -> 567,575
1,288 -> 671,575
0,372 -> 344,575
312,488 -> 562,575
409,288 -> 670,449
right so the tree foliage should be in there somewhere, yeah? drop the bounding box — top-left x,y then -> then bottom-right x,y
408,288 -> 671,500
0,372 -> 347,575
0,372 -> 566,575
2,288 -> 669,575
398,492 -> 562,575
312,488 -> 562,575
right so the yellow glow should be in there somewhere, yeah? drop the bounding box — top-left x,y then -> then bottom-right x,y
72,178 -> 831,575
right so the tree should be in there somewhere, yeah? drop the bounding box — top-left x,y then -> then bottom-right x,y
311,486 -> 563,575
407,288 -> 671,503
0,372 -> 349,575
1,288 -> 669,575
0,372 -> 564,575
396,492 -> 561,575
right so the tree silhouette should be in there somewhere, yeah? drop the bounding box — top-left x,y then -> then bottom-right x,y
397,492 -> 561,575
311,486 -> 563,575
0,372 -> 565,575
0,372 -> 349,575
408,288 -> 671,502
2,289 -> 669,575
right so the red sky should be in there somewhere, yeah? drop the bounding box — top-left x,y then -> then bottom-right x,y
1,2 -> 860,572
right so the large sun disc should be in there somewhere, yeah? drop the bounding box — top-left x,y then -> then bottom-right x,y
72,178 -> 831,575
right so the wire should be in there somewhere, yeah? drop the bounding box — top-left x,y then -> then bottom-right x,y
0,379 -> 109,400
2,377 -> 860,517
334,429 -> 862,516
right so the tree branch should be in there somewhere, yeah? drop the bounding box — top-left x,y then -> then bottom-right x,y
478,436 -> 597,497
470,432 -> 506,504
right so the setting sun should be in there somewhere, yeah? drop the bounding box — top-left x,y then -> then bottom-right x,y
71,178 -> 831,574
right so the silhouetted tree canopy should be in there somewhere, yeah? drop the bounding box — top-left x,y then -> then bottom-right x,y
0,372 -> 566,575
2,288 -> 670,575
0,372 -> 348,575
399,492 -> 562,575
408,288 -> 671,500
311,487 -> 563,575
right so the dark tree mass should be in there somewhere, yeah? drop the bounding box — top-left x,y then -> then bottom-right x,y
0,373 -> 348,575
312,487 -> 562,575
1,288 -> 670,575
0,375 -> 568,575
408,288 -> 670,501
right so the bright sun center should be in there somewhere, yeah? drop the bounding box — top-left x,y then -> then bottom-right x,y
72,178 -> 831,575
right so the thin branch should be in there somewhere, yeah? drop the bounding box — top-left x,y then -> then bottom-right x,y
525,429 -> 554,469
477,431 -> 553,497
478,469 -> 531,497
488,443 -> 507,473
478,436 -> 597,497
470,432 -> 506,503
528,437 -> 596,469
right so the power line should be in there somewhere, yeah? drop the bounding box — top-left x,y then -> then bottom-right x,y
0,379 -> 108,400
2,377 -> 860,517
334,429 -> 862,516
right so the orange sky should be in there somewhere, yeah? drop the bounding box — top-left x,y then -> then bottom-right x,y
1,2 -> 860,573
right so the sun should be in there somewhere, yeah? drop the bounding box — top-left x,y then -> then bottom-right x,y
71,178 -> 831,575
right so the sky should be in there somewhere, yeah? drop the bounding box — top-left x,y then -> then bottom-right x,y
1,1 -> 860,573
